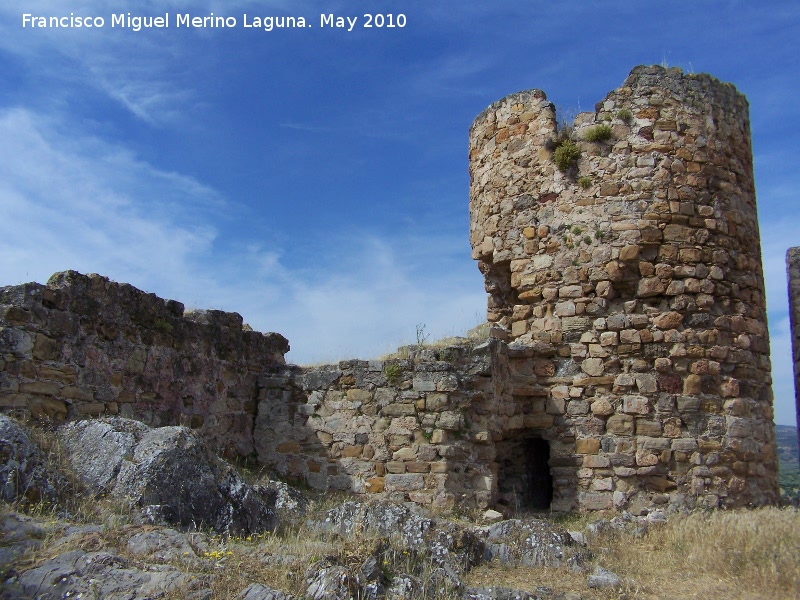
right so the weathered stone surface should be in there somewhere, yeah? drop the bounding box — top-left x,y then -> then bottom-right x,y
474,518 -> 579,568
238,583 -> 293,600
60,418 -> 277,535
0,415 -> 63,506
14,549 -> 210,600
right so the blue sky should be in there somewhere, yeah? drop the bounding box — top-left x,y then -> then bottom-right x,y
1,1 -> 798,425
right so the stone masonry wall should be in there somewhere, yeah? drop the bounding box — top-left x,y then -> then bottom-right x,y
252,343 -> 504,511
468,65 -> 778,510
0,271 -> 289,456
788,247 -> 800,465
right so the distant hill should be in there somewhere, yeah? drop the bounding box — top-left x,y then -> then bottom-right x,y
777,424 -> 800,498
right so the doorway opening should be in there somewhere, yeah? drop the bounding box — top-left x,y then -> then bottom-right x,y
495,433 -> 554,512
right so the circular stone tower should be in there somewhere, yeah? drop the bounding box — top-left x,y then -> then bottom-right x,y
469,65 -> 778,511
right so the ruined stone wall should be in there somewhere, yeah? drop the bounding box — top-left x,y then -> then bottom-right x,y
252,344 -> 502,510
788,247 -> 800,464
468,65 -> 778,511
0,271 -> 289,456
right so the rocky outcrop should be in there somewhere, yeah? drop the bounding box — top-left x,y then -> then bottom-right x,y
59,417 -> 277,535
0,415 -> 63,507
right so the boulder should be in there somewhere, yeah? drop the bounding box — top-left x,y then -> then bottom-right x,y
320,501 -> 484,577
0,415 -> 64,507
473,519 -> 580,568
237,583 -> 293,600
59,418 -> 277,535
305,558 -> 361,600
13,549 -> 211,600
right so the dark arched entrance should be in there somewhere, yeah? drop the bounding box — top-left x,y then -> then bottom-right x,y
524,437 -> 553,510
495,433 -> 554,512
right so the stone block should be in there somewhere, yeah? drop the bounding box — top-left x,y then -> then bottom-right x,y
584,455 -> 610,468
635,420 -> 662,436
341,445 -> 363,458
623,395 -> 649,415
523,413 -> 554,428
405,462 -> 430,473
590,398 -> 614,416
382,403 -> 416,417
412,376 -> 436,392
683,374 -> 702,395
581,358 -> 604,376
385,473 -> 424,492
0,393 -> 28,408
606,414 -> 634,435
75,402 -> 106,416
576,438 -> 601,454
32,334 -> 60,361
276,440 -> 301,454
365,477 -> 385,493
61,386 -> 94,401
436,411 -> 464,430
346,389 -> 372,402
19,381 -> 60,396
579,491 -> 612,510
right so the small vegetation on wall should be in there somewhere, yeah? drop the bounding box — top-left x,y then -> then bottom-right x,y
384,363 -> 401,384
553,138 -> 580,172
584,124 -> 613,142
617,108 -> 633,124
578,176 -> 592,189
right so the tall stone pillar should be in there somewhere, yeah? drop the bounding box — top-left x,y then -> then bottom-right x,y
787,247 -> 800,466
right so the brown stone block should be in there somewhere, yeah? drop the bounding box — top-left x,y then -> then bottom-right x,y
523,413 -> 554,428
3,306 -> 31,325
276,440 -> 301,454
341,445 -> 363,458
657,373 -> 682,393
117,390 -> 136,403
19,381 -> 60,396
385,461 -> 405,474
32,334 -> 60,361
40,366 -> 78,385
0,393 -> 28,408
29,396 -> 67,420
75,402 -> 106,416
683,374 -> 702,395
606,414 -> 634,435
347,389 -> 372,402
366,477 -> 385,493
405,462 -> 430,473
636,420 -> 662,436
576,438 -> 601,454
61,386 -> 94,401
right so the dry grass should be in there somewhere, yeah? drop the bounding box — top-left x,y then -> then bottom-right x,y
8,419 -> 800,599
598,507 -> 800,599
466,507 -> 800,600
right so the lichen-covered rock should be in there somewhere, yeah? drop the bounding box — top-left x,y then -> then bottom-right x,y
0,415 -> 63,507
12,549 -> 210,600
385,574 -> 422,600
474,518 -> 578,568
320,500 -> 484,576
238,583 -> 293,600
58,417 -> 150,492
60,417 -> 277,535
305,558 -> 362,600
